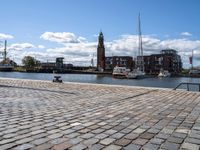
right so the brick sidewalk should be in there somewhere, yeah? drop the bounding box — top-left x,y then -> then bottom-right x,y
0,78 -> 200,150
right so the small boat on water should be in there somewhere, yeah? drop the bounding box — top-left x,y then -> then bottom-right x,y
112,66 -> 130,78
158,69 -> 171,77
126,68 -> 145,79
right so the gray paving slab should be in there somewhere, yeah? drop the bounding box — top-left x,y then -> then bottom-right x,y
0,78 -> 200,149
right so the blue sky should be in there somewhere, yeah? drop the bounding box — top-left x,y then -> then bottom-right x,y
0,0 -> 200,68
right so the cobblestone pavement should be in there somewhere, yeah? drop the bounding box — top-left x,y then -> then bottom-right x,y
0,78 -> 200,150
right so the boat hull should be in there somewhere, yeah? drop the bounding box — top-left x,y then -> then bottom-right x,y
112,74 -> 127,79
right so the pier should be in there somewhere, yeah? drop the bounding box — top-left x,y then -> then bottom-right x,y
0,78 -> 200,150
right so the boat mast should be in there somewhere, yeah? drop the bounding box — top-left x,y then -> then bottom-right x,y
138,13 -> 144,72
192,50 -> 193,69
4,40 -> 7,61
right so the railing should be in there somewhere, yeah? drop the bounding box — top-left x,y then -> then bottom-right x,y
174,82 -> 200,92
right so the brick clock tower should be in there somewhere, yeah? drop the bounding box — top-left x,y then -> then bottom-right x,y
97,31 -> 105,71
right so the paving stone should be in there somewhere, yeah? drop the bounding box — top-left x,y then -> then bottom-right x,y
147,128 -> 160,134
150,138 -> 164,145
133,128 -> 146,134
140,132 -> 155,139
181,142 -> 200,150
65,132 -> 80,138
95,133 -> 109,139
50,138 -> 68,145
189,133 -> 200,139
89,125 -> 100,130
62,129 -> 75,135
114,138 -> 131,146
111,132 -> 125,139
120,128 -> 132,134
83,138 -> 99,146
104,129 -> 117,135
185,137 -> 200,145
132,138 -> 148,145
124,144 -> 141,150
91,129 -> 105,134
89,144 -> 105,150
81,133 -> 95,139
48,133 -> 63,139
34,143 -> 54,150
31,133 -> 48,139
69,137 -> 83,145
31,129 -> 46,135
112,125 -> 124,131
14,143 -> 34,150
172,132 -> 187,139
102,144 -> 121,150
100,138 -> 115,145
175,128 -> 190,134
70,143 -> 87,150
3,128 -> 19,134
124,133 -> 139,140
0,138 -> 16,145
16,129 -> 31,135
167,136 -> 184,144
161,141 -> 180,150
156,133 -> 170,139
79,128 -> 91,134
53,141 -> 73,150
31,138 -> 49,145
15,137 -> 34,145
3,133 -> 18,139
142,143 -> 159,150
47,129 -> 61,134
0,143 -> 17,150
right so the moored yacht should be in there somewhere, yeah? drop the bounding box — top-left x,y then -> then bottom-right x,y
112,66 -> 130,78
158,69 -> 171,77
126,68 -> 145,79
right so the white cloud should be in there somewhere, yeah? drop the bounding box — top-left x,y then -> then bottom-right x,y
38,45 -> 45,49
3,32 -> 200,68
8,43 -> 35,51
180,32 -> 192,36
0,33 -> 14,40
40,32 -> 86,44
39,33 -> 200,67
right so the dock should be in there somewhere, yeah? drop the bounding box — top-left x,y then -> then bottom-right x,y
0,78 -> 200,150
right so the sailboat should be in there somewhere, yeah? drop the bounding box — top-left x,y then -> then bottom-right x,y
0,40 -> 14,71
126,13 -> 145,79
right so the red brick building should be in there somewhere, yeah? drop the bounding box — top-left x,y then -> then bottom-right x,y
105,56 -> 134,70
139,49 -> 182,75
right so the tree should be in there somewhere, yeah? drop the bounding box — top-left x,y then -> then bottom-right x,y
22,56 -> 37,68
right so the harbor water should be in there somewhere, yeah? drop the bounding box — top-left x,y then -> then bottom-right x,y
0,72 -> 199,91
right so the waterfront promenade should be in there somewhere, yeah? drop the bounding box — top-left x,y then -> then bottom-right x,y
0,78 -> 200,150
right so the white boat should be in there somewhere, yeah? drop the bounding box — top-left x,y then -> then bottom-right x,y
126,68 -> 145,79
112,66 -> 130,78
158,70 -> 171,77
